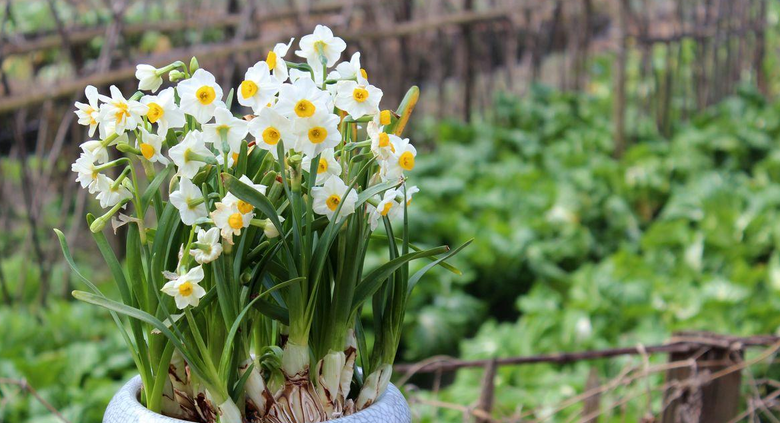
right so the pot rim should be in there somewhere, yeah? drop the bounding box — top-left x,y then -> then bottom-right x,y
105,375 -> 409,422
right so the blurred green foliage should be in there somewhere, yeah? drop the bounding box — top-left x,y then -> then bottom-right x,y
404,84 -> 780,421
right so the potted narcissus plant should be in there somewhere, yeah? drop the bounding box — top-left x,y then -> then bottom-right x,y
59,24 -> 469,423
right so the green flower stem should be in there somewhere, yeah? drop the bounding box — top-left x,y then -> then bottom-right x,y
187,197 -> 205,208
155,61 -> 186,77
179,227 -> 197,270
94,159 -> 126,172
100,132 -> 119,148
111,167 -> 132,190
116,143 -> 142,156
89,199 -> 131,232
112,157 -> 147,243
183,150 -> 217,165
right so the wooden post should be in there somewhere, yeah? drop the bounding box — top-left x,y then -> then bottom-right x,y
463,0 -> 475,122
660,332 -> 743,423
581,368 -> 601,423
612,0 -> 629,158
475,358 -> 497,423
755,0 -> 768,96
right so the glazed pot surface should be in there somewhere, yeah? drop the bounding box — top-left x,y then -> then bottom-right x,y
103,376 -> 412,423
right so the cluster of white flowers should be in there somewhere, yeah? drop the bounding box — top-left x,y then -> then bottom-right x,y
70,25 -> 420,310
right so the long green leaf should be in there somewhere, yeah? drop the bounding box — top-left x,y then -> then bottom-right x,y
407,239 -> 472,296
223,173 -> 296,274
141,164 -> 173,212
351,246 -> 450,312
54,229 -> 141,365
72,290 -> 211,379
370,234 -> 464,275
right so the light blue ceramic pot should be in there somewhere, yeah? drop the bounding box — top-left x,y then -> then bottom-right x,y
103,376 -> 412,423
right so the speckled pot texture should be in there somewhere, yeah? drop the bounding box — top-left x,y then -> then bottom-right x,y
104,376 -> 412,423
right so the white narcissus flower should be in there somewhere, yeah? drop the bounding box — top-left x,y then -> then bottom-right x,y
237,174 -> 268,197
301,148 -> 341,185
74,85 -> 101,137
80,140 -> 110,164
328,52 -> 364,81
274,78 -> 331,120
177,69 -> 226,124
161,266 -> 207,309
219,174 -> 266,217
98,85 -> 148,136
335,80 -> 382,119
238,61 -> 281,113
189,227 -> 223,264
312,177 -> 357,221
368,189 -> 402,230
71,151 -> 101,193
169,178 -> 208,226
380,137 -> 416,181
293,111 -> 341,157
203,107 -> 249,156
94,174 -> 133,208
288,67 -> 325,87
135,64 -> 163,92
266,38 -> 294,82
137,128 -> 169,165
140,87 -> 185,136
247,107 -> 293,159
168,130 -> 214,179
295,24 -> 347,69
399,185 -> 419,206
367,121 -> 394,161
211,201 -> 252,243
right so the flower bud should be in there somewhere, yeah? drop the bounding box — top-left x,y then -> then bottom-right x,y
189,57 -> 200,74
169,70 -> 185,82
263,219 -> 280,238
116,143 -> 141,155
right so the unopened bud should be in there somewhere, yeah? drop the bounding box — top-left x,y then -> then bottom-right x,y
169,70 -> 185,82
189,57 -> 199,74
116,143 -> 141,155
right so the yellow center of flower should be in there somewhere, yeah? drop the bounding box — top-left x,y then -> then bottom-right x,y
139,143 -> 155,160
314,41 -> 326,53
262,127 -> 281,145
196,86 -> 216,105
360,68 -> 368,80
237,200 -> 253,214
232,152 -> 239,163
147,102 -> 164,123
228,212 -> 244,229
295,99 -> 316,118
240,80 -> 258,99
352,87 -> 369,103
326,194 -> 341,211
380,201 -> 393,216
114,103 -> 129,123
308,126 -> 328,144
318,158 -> 328,174
178,282 -> 194,297
378,132 -> 390,148
399,151 -> 415,171
380,110 -> 391,125
266,51 -> 277,70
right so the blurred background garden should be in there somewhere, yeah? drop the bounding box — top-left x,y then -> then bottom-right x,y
4,0 -> 780,421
